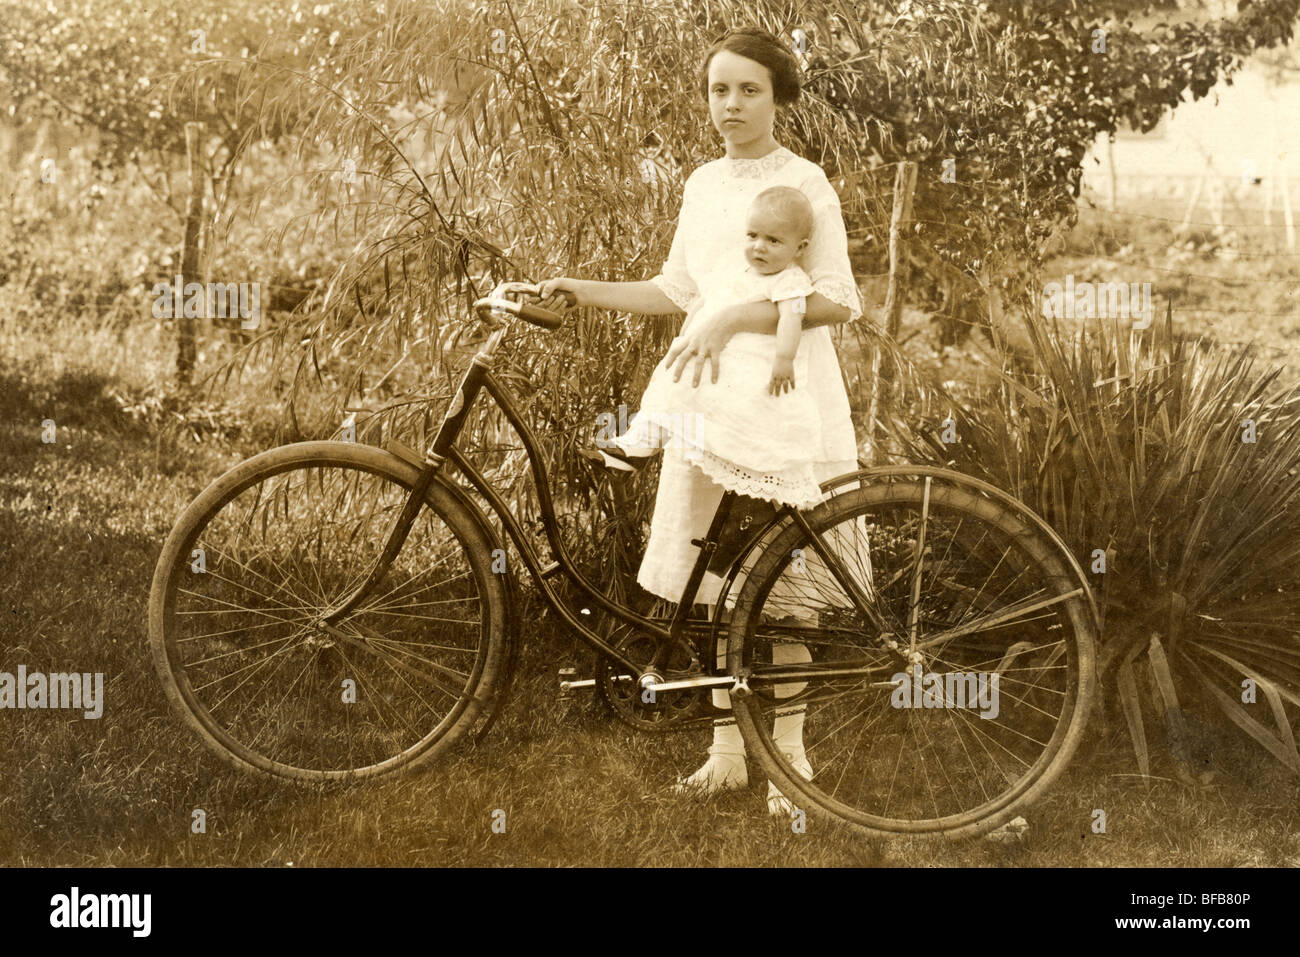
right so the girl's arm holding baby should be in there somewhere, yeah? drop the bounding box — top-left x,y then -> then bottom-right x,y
666,293 -> 848,386
671,174 -> 862,385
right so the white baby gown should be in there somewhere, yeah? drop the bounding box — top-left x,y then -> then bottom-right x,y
634,145 -> 864,605
622,252 -> 825,508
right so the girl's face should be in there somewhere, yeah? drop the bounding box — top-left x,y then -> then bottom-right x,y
707,50 -> 778,156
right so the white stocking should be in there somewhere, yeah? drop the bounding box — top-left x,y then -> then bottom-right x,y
767,626 -> 814,817
673,607 -> 747,793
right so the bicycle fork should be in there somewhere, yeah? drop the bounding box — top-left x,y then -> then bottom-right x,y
318,469 -> 436,625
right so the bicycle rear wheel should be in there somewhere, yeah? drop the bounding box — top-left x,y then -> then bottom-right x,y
148,441 -> 508,782
729,475 -> 1096,838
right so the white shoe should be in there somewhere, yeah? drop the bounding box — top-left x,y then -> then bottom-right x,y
766,751 -> 814,817
580,447 -> 656,472
673,745 -> 748,795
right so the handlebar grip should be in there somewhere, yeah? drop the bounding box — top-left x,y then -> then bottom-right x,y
516,301 -> 565,330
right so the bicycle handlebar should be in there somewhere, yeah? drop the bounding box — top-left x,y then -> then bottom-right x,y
473,282 -> 575,331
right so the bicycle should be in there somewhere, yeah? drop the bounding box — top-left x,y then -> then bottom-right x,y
148,280 -> 1100,839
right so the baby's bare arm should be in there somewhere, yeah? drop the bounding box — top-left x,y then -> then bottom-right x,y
773,298 -> 803,361
769,298 -> 803,395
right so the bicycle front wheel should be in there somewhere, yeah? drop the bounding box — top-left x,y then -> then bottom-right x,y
729,475 -> 1096,838
148,441 -> 509,782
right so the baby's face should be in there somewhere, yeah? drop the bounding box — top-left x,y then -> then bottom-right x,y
744,204 -> 806,274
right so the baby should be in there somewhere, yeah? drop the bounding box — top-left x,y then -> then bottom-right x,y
597,186 -> 819,475
743,185 -> 814,395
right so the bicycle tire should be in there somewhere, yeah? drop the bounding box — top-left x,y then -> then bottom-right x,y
148,441 -> 509,782
729,476 -> 1096,839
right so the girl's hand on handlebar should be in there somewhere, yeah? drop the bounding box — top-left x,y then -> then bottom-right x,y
536,277 -> 584,312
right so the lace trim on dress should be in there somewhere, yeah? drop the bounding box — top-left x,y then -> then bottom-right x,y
813,276 -> 863,320
649,274 -> 697,312
721,146 -> 796,180
682,445 -> 826,510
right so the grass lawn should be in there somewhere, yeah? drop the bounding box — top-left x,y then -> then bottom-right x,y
2,301 -> 1299,867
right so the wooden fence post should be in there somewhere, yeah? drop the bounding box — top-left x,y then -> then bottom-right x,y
176,121 -> 205,388
1280,165 -> 1296,253
864,160 -> 917,465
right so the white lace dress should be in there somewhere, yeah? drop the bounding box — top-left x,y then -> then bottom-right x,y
635,145 -> 863,605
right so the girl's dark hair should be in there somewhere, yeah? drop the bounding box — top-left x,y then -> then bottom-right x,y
699,27 -> 802,107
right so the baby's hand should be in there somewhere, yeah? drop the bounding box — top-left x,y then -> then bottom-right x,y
769,356 -> 796,395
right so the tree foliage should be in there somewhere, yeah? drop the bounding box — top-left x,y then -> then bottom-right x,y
0,0 -> 370,166
129,0 -> 1295,597
819,0 -> 1300,339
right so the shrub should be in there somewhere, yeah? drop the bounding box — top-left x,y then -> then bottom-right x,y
892,303 -> 1300,774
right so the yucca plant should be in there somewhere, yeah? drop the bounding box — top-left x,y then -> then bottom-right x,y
892,298 -> 1300,776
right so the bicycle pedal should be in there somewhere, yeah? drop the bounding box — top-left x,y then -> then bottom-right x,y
558,667 -> 593,699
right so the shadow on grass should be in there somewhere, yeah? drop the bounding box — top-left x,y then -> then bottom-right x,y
0,363 -> 148,442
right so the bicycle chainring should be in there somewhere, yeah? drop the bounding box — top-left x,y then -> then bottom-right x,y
594,626 -> 708,733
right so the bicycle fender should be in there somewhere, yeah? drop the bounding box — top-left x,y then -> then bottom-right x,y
708,511 -> 795,642
424,472 -> 521,742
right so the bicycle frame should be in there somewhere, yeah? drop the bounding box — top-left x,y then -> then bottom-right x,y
320,323 -> 749,678
442,362 -> 743,674
319,289 -> 889,685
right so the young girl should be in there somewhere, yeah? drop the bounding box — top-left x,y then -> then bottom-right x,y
581,186 -> 830,813
538,27 -> 864,816
595,186 -> 826,512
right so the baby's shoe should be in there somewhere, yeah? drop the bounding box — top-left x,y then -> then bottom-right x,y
579,426 -> 661,471
579,446 -> 658,472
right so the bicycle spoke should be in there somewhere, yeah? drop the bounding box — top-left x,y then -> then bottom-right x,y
917,589 -> 1084,647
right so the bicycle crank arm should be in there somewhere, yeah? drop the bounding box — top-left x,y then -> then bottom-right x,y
610,664 -> 893,695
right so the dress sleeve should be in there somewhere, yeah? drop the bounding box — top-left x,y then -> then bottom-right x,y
799,171 -> 863,323
768,265 -> 815,303
648,174 -> 700,312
